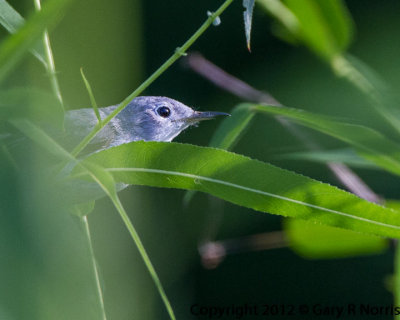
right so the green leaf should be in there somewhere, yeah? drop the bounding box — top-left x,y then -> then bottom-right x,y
0,88 -> 63,126
70,201 -> 96,217
209,103 -> 255,150
259,0 -> 353,61
0,0 -> 24,33
243,0 -> 255,51
0,0 -> 46,65
184,103 -> 254,205
331,54 -> 400,138
11,120 -> 176,320
284,219 -> 388,259
254,104 -> 400,177
80,68 -> 101,123
10,118 -> 73,161
74,141 -> 400,238
278,148 -> 380,170
0,0 -> 73,82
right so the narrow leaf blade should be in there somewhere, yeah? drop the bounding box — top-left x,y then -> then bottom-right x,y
210,103 -> 255,150
255,104 -> 400,176
278,148 -> 379,170
76,141 -> 400,239
243,0 -> 255,51
0,0 -> 73,81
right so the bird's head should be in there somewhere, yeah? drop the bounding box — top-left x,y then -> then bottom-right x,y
118,96 -> 229,142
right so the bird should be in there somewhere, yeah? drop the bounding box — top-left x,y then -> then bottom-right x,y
63,96 -> 229,154
59,96 -> 230,202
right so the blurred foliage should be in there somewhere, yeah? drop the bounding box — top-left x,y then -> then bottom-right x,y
1,0 -> 400,320
284,219 -> 388,259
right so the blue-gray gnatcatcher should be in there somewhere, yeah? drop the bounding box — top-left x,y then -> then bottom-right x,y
64,96 -> 229,152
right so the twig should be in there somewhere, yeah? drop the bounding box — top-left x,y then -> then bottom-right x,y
199,231 -> 287,269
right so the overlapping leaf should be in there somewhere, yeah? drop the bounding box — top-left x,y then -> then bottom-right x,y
255,104 -> 400,176
71,141 -> 400,238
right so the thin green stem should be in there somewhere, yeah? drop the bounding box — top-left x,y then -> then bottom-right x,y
33,0 -> 65,113
111,196 -> 176,320
80,68 -> 101,122
13,118 -> 176,319
82,215 -> 107,320
71,0 -> 234,157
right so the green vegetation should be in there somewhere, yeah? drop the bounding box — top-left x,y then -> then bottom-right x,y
1,0 -> 400,319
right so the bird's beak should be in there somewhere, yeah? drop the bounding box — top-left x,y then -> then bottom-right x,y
179,111 -> 230,123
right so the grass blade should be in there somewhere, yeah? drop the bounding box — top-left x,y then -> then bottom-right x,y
255,104 -> 400,177
70,0 -> 235,158
80,68 -> 101,122
10,119 -> 176,320
0,0 -> 73,82
277,148 -> 379,170
0,0 -> 47,65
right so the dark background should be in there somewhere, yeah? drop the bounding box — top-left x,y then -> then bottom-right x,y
2,0 -> 400,319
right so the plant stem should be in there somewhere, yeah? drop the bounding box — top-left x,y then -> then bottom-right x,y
111,195 -> 176,320
82,216 -> 107,320
33,0 -> 65,113
12,118 -> 176,319
71,0 -> 234,157
80,68 -> 101,122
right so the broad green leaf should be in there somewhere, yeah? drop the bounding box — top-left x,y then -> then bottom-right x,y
184,104 -> 254,205
254,104 -> 400,177
259,0 -> 353,61
0,0 -> 46,65
74,141 -> 400,238
0,88 -> 63,126
386,200 -> 400,212
278,148 -> 379,170
243,0 -> 255,51
0,0 -> 73,82
284,219 -> 388,259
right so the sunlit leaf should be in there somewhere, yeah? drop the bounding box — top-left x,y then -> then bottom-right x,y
185,103 -> 254,205
284,219 -> 388,259
74,141 -> 400,238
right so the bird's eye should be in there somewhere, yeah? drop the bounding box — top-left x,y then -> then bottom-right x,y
157,106 -> 171,118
